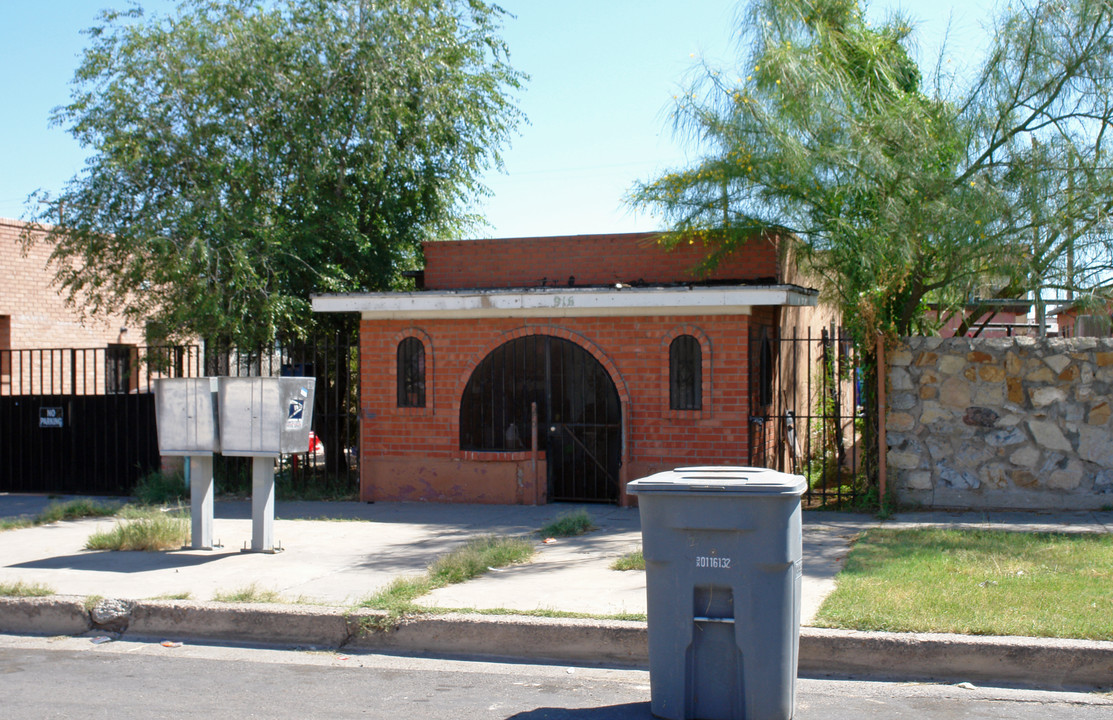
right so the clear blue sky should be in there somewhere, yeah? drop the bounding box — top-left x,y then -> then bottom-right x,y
0,0 -> 994,237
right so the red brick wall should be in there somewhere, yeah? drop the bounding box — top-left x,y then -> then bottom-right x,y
359,314 -> 753,504
0,218 -> 131,349
422,232 -> 782,290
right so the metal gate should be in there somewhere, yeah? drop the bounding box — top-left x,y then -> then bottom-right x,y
749,324 -> 872,507
460,335 -> 622,503
0,337 -> 360,497
0,346 -> 201,495
203,336 -> 361,496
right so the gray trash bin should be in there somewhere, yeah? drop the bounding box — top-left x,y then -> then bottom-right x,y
627,466 -> 807,720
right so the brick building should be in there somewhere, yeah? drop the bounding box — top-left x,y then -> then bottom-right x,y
1,218 -> 145,395
0,218 -> 136,349
313,232 -> 820,506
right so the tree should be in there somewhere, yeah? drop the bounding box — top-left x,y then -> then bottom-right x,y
630,0 -> 1113,343
25,0 -> 525,348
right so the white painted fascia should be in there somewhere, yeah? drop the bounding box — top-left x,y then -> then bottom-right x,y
311,285 -> 818,320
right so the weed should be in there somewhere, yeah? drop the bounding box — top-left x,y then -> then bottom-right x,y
84,512 -> 188,551
0,580 -> 54,597
611,548 -> 645,571
133,470 -> 188,506
83,595 -> 103,612
115,503 -> 187,520
539,510 -> 596,538
428,535 -> 535,585
0,517 -> 33,532
437,606 -> 647,622
356,534 -> 537,631
36,499 -> 118,524
151,591 -> 192,601
212,583 -> 283,603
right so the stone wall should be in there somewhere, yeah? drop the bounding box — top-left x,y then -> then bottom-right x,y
887,336 -> 1113,510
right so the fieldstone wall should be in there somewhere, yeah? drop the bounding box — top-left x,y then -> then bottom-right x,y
887,336 -> 1113,510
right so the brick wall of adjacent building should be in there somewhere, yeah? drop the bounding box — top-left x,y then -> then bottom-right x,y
1,218 -> 131,349
422,232 -> 782,290
1,218 -> 139,394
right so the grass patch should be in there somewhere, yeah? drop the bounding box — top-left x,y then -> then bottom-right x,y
0,580 -> 54,597
0,517 -> 33,531
611,548 -> 645,571
37,499 -> 119,524
539,510 -> 596,538
212,583 -> 283,603
2,499 -> 120,532
815,528 -> 1113,641
84,511 -> 189,551
151,591 -> 192,601
429,534 -> 535,585
357,534 -> 536,628
133,470 -> 188,506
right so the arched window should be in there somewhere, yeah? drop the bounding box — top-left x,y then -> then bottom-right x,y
669,335 -> 702,410
397,337 -> 426,408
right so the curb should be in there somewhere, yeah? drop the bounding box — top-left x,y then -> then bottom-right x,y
800,627 -> 1113,691
2,596 -> 1111,691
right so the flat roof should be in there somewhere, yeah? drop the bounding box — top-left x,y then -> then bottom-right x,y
312,284 -> 818,320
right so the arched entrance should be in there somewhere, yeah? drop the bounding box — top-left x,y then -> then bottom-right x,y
460,335 -> 622,503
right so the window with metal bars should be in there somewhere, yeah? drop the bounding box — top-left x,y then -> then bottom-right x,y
0,315 -> 9,377
396,337 -> 426,408
669,334 -> 702,410
106,344 -> 136,394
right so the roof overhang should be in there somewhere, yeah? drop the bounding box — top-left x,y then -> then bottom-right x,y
311,285 -> 818,320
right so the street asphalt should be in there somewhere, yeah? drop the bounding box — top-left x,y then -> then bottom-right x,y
1,494 -> 1112,691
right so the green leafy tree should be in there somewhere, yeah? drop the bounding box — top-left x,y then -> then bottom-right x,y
631,0 -> 1113,342
25,0 -> 524,348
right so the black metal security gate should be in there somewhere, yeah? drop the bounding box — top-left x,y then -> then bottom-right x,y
460,335 -> 622,503
749,324 -> 872,507
0,346 -> 201,495
0,337 -> 359,497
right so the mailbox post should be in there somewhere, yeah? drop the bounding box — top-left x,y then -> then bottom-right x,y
153,378 -> 221,550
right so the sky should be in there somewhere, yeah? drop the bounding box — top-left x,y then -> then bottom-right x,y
0,0 -> 995,238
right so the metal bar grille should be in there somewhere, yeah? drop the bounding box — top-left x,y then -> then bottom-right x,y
749,325 -> 874,508
460,335 -> 621,503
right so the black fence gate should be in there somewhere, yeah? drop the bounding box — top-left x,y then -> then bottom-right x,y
0,337 -> 360,497
204,336 -> 361,497
749,324 -> 875,507
0,346 -> 202,495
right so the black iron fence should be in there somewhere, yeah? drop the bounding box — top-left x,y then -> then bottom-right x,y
204,337 -> 360,497
749,325 -> 875,508
0,337 -> 359,497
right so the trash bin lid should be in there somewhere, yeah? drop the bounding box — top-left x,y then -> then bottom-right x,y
627,466 -> 807,496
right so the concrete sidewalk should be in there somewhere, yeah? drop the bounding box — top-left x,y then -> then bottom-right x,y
1,495 -> 1112,690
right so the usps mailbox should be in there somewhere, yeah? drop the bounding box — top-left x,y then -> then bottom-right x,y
217,377 -> 315,457
218,377 -> 315,552
153,378 -> 221,550
153,377 -> 221,456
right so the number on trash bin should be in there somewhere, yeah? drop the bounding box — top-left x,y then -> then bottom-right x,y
695,556 -> 731,569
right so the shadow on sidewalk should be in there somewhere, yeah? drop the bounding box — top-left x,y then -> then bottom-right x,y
506,703 -> 652,719
10,549 -> 235,573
